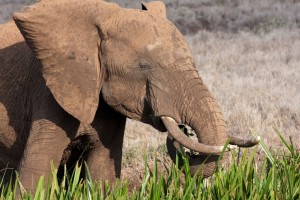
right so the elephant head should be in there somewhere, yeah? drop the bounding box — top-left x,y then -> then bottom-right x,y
13,0 -> 260,178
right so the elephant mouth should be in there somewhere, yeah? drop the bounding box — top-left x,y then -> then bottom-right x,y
161,116 -> 261,155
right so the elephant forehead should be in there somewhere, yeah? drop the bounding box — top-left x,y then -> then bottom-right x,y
145,37 -> 193,66
146,39 -> 162,51
108,11 -> 194,65
133,26 -> 192,64
110,11 -> 181,44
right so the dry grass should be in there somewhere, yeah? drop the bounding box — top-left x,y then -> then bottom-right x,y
108,0 -> 300,34
167,0 -> 300,34
2,0 -> 300,34
188,29 -> 300,148
0,0 -> 35,23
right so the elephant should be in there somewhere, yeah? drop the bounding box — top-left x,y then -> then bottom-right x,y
0,0 -> 260,192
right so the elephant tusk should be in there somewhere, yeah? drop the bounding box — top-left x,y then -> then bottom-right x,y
162,116 -> 231,155
229,134 -> 261,147
227,144 -> 238,150
167,133 -> 237,154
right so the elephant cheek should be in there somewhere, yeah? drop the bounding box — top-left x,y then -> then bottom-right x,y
102,81 -> 127,108
101,81 -> 146,120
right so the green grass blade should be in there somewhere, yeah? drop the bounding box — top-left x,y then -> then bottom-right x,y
274,128 -> 296,157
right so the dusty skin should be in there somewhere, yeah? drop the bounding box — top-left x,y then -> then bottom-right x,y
0,0 -> 258,192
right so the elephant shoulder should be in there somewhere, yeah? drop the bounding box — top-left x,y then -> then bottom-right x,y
0,20 -> 25,49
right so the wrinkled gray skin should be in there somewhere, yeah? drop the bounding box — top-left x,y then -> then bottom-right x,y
0,0 -> 252,192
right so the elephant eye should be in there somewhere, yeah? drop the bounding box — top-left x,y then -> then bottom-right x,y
139,63 -> 151,70
138,57 -> 152,71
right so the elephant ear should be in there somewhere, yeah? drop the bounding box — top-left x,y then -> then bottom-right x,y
141,1 -> 167,18
13,0 -> 119,124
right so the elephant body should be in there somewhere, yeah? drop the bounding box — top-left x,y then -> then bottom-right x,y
0,21 -> 126,186
0,0 -> 259,192
0,21 -> 39,173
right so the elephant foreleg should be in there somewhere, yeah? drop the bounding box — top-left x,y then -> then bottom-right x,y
17,112 -> 79,192
85,103 -> 126,184
86,127 -> 125,184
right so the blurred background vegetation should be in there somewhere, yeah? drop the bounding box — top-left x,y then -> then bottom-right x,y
1,0 -> 300,34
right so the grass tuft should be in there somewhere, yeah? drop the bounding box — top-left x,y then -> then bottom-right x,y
1,129 -> 299,199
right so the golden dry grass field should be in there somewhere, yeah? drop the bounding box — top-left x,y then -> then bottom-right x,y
1,0 -> 299,188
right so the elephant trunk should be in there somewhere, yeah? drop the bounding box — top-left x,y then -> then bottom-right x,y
187,88 -> 230,177
188,94 -> 230,177
189,95 -> 228,146
164,81 -> 260,178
